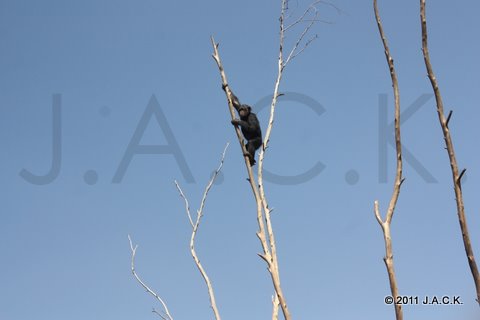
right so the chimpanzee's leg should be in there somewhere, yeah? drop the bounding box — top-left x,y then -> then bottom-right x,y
246,137 -> 262,165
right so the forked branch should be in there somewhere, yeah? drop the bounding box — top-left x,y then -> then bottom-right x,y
128,145 -> 229,320
373,1 -> 404,319
128,235 -> 174,320
211,2 -> 323,319
420,0 -> 480,305
174,143 -> 230,320
211,36 -> 283,319
258,1 -> 323,318
284,2 -> 320,65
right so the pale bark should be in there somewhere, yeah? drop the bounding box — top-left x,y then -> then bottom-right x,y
211,2 -> 322,319
174,143 -> 230,320
128,235 -> 174,320
420,0 -> 480,305
373,1 -> 404,319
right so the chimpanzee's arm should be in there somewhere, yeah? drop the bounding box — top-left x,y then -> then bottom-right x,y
232,114 -> 262,136
231,119 -> 249,128
223,85 -> 242,112
230,92 -> 242,112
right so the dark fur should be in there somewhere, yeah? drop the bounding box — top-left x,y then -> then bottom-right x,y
224,85 -> 262,165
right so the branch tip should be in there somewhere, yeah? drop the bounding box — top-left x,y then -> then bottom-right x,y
257,253 -> 269,264
446,110 -> 453,127
458,168 -> 466,184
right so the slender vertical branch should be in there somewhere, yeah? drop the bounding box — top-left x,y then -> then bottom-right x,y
211,36 -> 279,318
256,1 -> 290,319
212,2 -> 321,319
174,143 -> 229,320
211,42 -> 273,317
210,34 -> 272,263
420,0 -> 480,305
258,1 -> 323,318
210,37 -> 257,174
128,146 -> 228,320
128,235 -> 174,320
373,1 -> 404,319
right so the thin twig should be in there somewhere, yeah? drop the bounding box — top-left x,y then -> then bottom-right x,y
373,1 -> 404,319
284,0 -> 322,32
420,0 -> 480,305
281,1 -> 321,68
458,168 -> 466,184
174,143 -> 229,320
152,308 -> 168,320
284,0 -> 341,31
128,235 -> 174,320
445,110 -> 453,128
176,185 -> 194,228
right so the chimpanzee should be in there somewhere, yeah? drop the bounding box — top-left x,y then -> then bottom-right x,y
223,84 -> 262,165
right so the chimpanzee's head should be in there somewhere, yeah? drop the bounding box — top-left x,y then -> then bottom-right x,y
239,104 -> 251,118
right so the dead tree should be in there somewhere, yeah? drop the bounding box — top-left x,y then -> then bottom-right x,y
373,1 -> 404,320
420,0 -> 480,305
212,1 -> 325,319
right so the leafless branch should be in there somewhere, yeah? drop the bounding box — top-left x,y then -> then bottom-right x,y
210,37 -> 259,175
152,308 -> 168,320
212,1 -> 326,319
174,143 -> 229,320
284,0 -> 322,32
373,1 -> 404,319
176,184 -> 194,228
285,0 -> 340,31
211,36 -> 281,318
420,0 -> 480,305
282,0 -> 343,65
255,1 -> 298,318
284,3 -> 320,66
128,235 -> 174,320
445,110 -> 453,128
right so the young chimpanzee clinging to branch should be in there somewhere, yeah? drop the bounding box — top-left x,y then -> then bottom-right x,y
223,85 -> 262,166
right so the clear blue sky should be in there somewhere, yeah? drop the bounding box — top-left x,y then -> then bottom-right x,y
1,0 -> 480,319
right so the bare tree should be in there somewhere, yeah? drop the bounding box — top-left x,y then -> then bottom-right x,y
128,144 -> 229,320
420,0 -> 480,305
373,1 -> 404,320
211,1 -> 325,319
